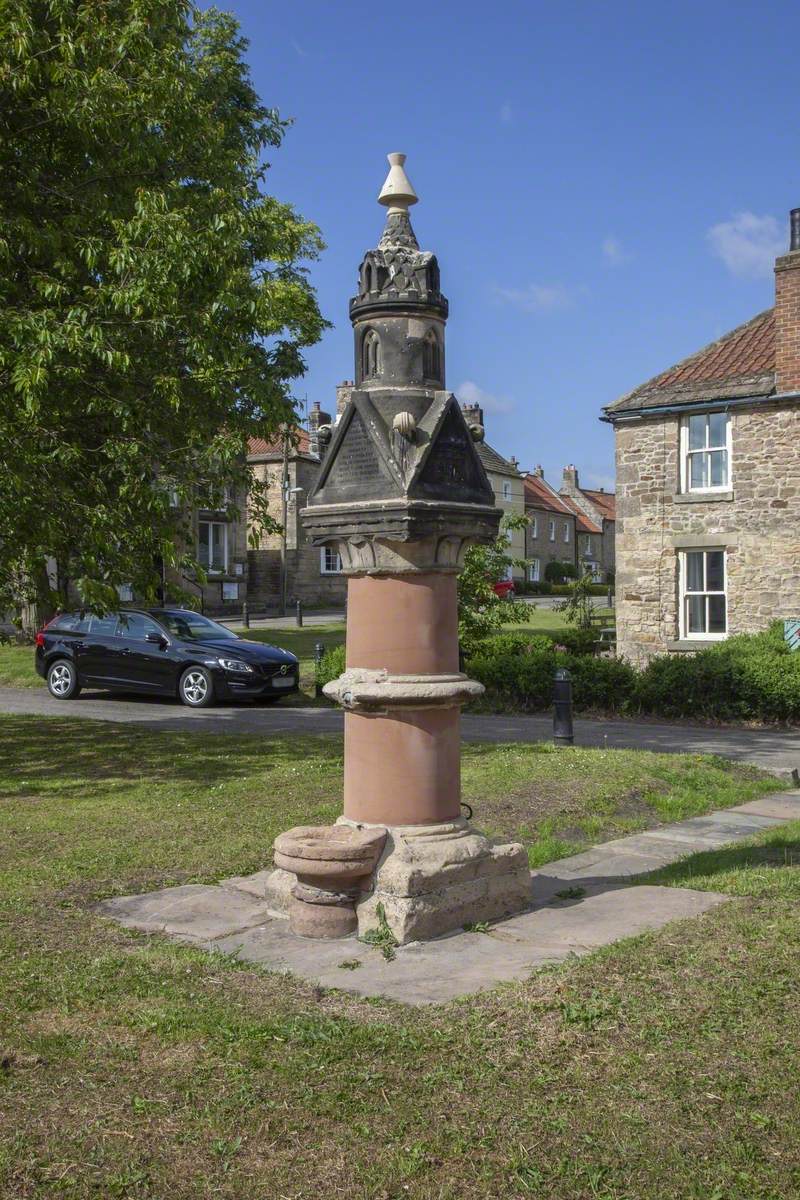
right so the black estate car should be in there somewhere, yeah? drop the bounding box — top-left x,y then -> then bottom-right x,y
35,609 -> 300,707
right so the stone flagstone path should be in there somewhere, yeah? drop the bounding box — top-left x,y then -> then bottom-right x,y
98,791 -> 800,1006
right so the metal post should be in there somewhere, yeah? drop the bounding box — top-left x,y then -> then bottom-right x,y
553,667 -> 574,746
314,641 -> 325,698
607,585 -> 613,609
279,426 -> 289,618
296,599 -> 303,627
242,600 -> 250,629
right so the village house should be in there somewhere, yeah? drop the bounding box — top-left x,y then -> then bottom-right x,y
603,206 -> 800,665
558,465 -> 616,582
461,402 -> 527,582
522,468 -> 576,582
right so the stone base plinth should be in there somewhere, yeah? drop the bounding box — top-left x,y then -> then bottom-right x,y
344,817 -> 530,943
255,819 -> 530,945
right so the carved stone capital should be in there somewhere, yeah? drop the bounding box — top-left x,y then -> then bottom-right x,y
332,532 -> 475,574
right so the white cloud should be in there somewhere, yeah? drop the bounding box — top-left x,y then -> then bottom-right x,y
493,281 -> 583,313
457,380 -> 515,414
500,103 -> 513,123
602,235 -> 630,266
707,211 -> 784,278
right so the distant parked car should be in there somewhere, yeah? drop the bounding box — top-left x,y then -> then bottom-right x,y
492,578 -> 516,600
35,608 -> 299,708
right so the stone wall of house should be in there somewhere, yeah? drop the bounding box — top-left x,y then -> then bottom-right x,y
524,506 -> 576,577
246,455 -> 346,609
484,470 -> 526,578
615,404 -> 800,665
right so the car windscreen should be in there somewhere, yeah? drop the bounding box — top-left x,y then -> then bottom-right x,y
156,612 -> 239,641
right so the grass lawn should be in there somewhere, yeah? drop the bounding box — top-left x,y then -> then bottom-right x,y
1,716 -> 798,1198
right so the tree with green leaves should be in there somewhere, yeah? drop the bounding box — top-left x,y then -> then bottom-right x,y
556,570 -> 595,629
0,0 -> 326,622
457,514 -> 531,654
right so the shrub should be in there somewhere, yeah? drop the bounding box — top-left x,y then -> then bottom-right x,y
317,644 -> 345,689
554,627 -> 598,656
466,620 -> 800,723
544,560 -> 578,583
569,654 -> 638,711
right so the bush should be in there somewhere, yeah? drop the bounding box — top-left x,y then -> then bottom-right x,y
553,627 -> 598,656
544,560 -> 578,583
467,620 -> 800,723
317,644 -> 345,690
569,654 -> 638,711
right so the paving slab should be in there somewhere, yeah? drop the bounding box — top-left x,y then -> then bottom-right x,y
201,885 -> 725,1005
730,792 -> 800,821
95,789 -> 793,1005
642,811 -> 783,849
96,885 -> 273,941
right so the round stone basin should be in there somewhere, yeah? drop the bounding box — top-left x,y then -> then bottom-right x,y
274,824 -> 387,888
273,824 -> 388,940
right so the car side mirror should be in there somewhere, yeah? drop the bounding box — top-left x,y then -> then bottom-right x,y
145,631 -> 166,645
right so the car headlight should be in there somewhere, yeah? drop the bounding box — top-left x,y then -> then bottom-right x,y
217,657 -> 254,673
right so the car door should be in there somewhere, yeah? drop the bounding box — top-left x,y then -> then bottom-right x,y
73,613 -> 122,683
114,612 -> 177,693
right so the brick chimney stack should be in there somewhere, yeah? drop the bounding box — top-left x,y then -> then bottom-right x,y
532,464 -> 544,478
461,401 -> 484,427
561,464 -> 579,491
774,209 -> 800,394
336,381 -> 354,415
308,401 -> 332,432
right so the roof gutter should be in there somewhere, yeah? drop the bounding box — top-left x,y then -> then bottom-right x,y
601,390 -> 800,425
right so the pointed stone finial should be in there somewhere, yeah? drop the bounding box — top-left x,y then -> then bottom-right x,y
378,152 -> 418,214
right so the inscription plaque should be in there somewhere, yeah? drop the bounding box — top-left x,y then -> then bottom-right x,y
318,406 -> 399,503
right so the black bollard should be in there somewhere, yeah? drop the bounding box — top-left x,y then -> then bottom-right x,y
553,667 -> 574,746
314,641 -> 325,698
242,600 -> 250,629
296,599 -> 303,627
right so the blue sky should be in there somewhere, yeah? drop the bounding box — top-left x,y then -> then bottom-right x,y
227,0 -> 798,491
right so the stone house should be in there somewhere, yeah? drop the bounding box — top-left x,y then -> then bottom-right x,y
522,469 -> 576,581
603,206 -> 800,665
165,486 -> 251,614
246,406 -> 347,611
558,465 -> 616,582
461,402 -> 526,580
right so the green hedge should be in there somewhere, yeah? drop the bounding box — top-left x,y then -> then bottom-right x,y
316,644 -> 345,689
468,621 -> 800,723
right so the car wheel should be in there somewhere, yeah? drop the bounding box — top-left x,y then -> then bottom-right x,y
47,659 -> 81,700
178,666 -> 214,708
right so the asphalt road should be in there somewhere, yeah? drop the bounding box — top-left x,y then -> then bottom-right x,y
1,687 -> 798,776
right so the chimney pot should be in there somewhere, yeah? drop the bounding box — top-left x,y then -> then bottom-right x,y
791,209 -> 800,253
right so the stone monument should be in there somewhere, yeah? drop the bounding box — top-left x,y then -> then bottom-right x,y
270,153 -> 530,943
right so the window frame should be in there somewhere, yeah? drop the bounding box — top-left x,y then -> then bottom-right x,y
502,480 -> 512,502
528,558 -> 540,583
563,521 -> 570,543
548,519 -> 555,542
529,515 -> 538,538
320,546 -> 342,575
680,411 -> 731,494
678,548 -> 727,640
198,520 -> 228,574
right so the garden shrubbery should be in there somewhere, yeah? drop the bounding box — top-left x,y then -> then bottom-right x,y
467,621 -> 800,724
316,643 -> 345,690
